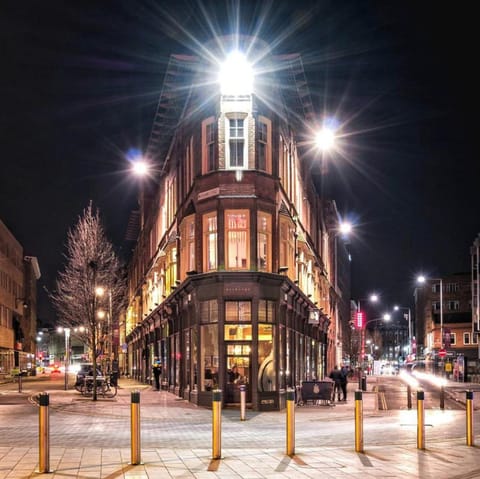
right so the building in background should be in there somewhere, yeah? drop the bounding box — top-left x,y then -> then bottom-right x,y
0,219 -> 40,377
124,36 -> 350,410
415,272 -> 478,380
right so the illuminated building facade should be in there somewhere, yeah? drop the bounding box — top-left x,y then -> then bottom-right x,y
125,37 -> 349,409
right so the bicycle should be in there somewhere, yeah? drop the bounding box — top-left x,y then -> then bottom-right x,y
80,375 -> 117,398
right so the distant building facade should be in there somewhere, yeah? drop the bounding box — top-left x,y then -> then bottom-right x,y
124,37 -> 350,409
415,272 -> 478,379
0,219 -> 40,376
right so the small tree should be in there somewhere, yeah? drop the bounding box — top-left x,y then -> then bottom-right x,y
51,203 -> 125,400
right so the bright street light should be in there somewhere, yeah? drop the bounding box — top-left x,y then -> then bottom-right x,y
219,50 -> 254,95
339,221 -> 352,236
132,160 -> 149,177
315,126 -> 336,151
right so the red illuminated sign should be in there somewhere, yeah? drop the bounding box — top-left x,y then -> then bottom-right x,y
356,311 -> 364,329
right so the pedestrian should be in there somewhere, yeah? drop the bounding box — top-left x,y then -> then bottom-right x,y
340,365 -> 348,401
329,365 -> 343,402
228,365 -> 240,383
153,357 -> 162,391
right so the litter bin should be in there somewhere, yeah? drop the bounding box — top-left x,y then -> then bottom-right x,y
360,376 -> 367,391
110,371 -> 119,387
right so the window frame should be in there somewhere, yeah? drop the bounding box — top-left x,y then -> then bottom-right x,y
203,212 -> 217,272
225,114 -> 248,169
202,117 -> 217,173
257,212 -> 272,272
180,214 -> 195,278
225,209 -> 250,270
257,116 -> 272,173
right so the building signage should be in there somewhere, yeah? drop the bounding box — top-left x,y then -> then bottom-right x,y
355,311 -> 364,329
198,187 -> 220,201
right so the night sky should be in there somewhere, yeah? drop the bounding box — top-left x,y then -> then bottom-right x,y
1,1 -> 478,323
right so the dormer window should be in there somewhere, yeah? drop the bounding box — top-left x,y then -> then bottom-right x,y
226,114 -> 248,169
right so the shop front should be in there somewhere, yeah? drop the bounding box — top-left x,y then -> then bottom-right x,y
126,273 -> 329,411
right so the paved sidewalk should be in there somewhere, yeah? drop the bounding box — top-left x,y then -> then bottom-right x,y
0,376 -> 479,478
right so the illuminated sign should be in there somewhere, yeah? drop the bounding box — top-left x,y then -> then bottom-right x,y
356,311 -> 364,329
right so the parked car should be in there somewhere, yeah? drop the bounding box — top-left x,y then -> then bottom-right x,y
74,363 -> 102,390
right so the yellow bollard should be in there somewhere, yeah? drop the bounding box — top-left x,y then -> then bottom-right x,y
417,390 -> 425,450
286,388 -> 295,457
240,385 -> 246,421
130,390 -> 142,465
354,390 -> 364,453
38,392 -> 50,473
466,390 -> 474,446
212,389 -> 222,459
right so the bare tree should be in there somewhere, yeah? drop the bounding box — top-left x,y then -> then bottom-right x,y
51,203 -> 125,400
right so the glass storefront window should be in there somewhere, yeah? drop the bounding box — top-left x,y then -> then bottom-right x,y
258,323 -> 275,392
258,299 -> 275,323
224,324 -> 252,341
201,324 -> 218,391
192,327 -> 198,390
225,301 -> 251,322
200,299 -> 218,323
184,329 -> 190,389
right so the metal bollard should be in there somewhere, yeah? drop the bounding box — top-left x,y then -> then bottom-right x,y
286,388 -> 295,456
38,392 -> 50,473
407,384 -> 412,410
212,389 -> 222,459
466,390 -> 474,446
18,373 -> 22,393
130,390 -> 142,465
354,390 -> 364,453
440,385 -> 445,410
240,385 -> 246,421
417,390 -> 425,450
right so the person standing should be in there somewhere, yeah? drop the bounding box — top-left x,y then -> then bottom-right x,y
329,365 -> 343,402
340,365 -> 349,401
153,357 -> 162,391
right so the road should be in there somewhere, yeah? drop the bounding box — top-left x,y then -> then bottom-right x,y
376,374 -> 466,410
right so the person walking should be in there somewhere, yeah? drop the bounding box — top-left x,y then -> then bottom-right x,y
329,365 -> 343,402
152,357 -> 162,391
340,365 -> 349,401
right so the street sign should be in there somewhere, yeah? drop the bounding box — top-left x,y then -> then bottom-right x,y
438,348 -> 447,358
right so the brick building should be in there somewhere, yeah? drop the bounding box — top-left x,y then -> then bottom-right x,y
415,272 -> 478,379
124,36 -> 350,409
0,218 -> 40,376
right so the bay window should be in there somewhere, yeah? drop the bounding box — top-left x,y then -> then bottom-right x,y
225,210 -> 249,270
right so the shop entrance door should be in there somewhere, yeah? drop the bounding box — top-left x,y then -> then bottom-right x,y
226,343 -> 251,403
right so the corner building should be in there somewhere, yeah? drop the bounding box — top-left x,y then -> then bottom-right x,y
125,37 -> 348,410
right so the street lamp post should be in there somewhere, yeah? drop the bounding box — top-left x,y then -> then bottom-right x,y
417,275 -> 444,351
57,327 -> 70,390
